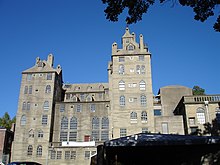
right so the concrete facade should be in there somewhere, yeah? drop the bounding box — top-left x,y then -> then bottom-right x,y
11,28 -> 205,165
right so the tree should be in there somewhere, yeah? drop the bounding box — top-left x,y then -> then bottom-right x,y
0,112 -> 16,130
192,85 -> 205,95
102,0 -> 220,32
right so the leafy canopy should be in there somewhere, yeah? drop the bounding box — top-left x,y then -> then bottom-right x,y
0,112 -> 16,130
192,85 -> 205,95
102,0 -> 220,32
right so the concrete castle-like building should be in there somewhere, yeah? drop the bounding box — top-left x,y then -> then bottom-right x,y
12,28 -> 220,165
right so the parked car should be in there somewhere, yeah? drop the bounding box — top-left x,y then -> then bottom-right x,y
7,162 -> 41,165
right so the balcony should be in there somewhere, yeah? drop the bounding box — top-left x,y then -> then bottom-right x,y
184,95 -> 220,103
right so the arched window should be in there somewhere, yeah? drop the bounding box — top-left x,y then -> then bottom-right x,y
92,117 -> 100,141
29,85 -> 32,94
20,115 -> 26,125
141,111 -> 147,122
119,95 -> 125,106
140,95 -> 147,106
86,95 -> 92,102
22,102 -> 26,110
70,117 -> 77,130
45,85 -> 51,93
92,117 -> 99,130
119,80 -> 125,90
130,112 -> 137,120
43,101 -> 49,111
139,80 -> 146,90
99,85 -> 104,90
101,117 -> 109,129
27,102 -> 31,110
61,116 -> 68,130
141,65 -> 145,74
196,108 -> 206,124
136,65 -> 141,74
27,145 -> 33,156
36,145 -> 42,157
119,64 -> 125,75
38,130 -> 43,138
24,86 -> 28,94
29,129 -> 34,138
127,44 -> 134,51
101,117 -> 109,141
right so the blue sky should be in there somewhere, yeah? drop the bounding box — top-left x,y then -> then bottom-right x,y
0,0 -> 219,118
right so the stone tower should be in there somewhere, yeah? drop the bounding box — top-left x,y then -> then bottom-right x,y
12,54 -> 63,164
108,27 -> 154,139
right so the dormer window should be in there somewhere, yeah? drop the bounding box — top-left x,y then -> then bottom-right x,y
127,44 -> 134,51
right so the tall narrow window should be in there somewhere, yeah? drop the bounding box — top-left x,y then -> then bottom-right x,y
196,108 -> 206,124
90,104 -> 96,112
119,64 -> 125,75
76,104 -> 82,112
43,101 -> 49,111
47,73 -> 52,80
91,117 -> 100,141
119,80 -> 125,90
27,102 -> 31,110
57,151 -> 62,159
61,116 -> 68,130
60,131 -> 68,141
27,145 -> 33,156
139,80 -> 146,90
36,145 -> 42,157
24,86 -> 28,94
27,74 -> 32,81
70,117 -> 77,130
101,117 -> 109,129
70,151 -> 76,159
29,129 -> 34,138
45,85 -> 51,93
120,128 -> 127,137
42,115 -> 48,125
20,115 -> 26,125
85,151 -> 90,160
101,117 -> 109,141
22,102 -> 26,110
140,95 -> 147,106
136,65 -> 141,74
141,65 -> 145,74
60,104 -> 65,112
92,117 -> 99,130
162,123 -> 169,134
28,85 -> 32,94
141,111 -> 147,122
119,95 -> 125,106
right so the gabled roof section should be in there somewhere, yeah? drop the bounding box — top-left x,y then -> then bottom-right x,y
112,27 -> 150,55
22,54 -> 62,74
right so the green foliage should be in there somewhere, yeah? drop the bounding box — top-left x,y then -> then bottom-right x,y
0,112 -> 16,130
102,0 -> 220,32
192,85 -> 205,95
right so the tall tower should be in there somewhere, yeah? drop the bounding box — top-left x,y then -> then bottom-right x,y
12,54 -> 63,164
108,28 -> 154,139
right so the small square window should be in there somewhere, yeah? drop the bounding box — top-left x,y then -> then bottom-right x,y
139,55 -> 145,61
119,57 -> 125,62
154,109 -> 162,116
